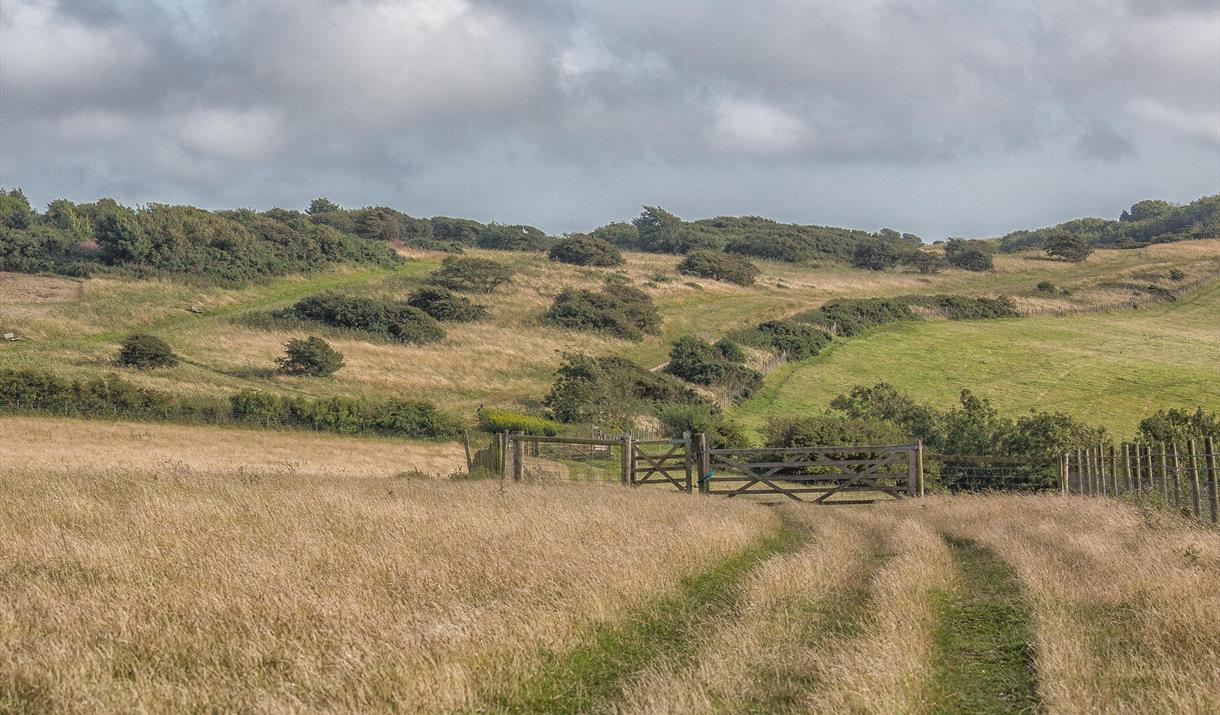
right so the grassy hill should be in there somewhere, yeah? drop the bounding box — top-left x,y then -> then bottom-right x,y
733,276 -> 1220,438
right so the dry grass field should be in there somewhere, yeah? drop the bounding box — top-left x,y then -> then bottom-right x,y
3,464 -> 1217,714
0,416 -> 467,479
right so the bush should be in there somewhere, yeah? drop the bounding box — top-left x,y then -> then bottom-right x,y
591,222 -> 640,249
737,320 -> 832,359
656,403 -> 749,449
430,216 -> 485,245
1168,267 -> 1186,281
714,338 -> 746,363
851,238 -> 904,271
548,234 -> 624,266
1044,232 -> 1094,262
676,251 -> 759,285
429,256 -> 513,293
763,414 -> 907,448
902,294 -> 1018,320
1036,280 -> 1057,294
276,337 -> 344,377
477,223 -> 552,251
1137,408 -> 1219,444
118,334 -> 178,369
477,408 -> 562,436
544,353 -> 703,424
543,285 -> 660,341
289,292 -> 445,344
944,238 -> 995,271
406,286 -> 487,322
794,298 -> 914,336
901,250 -> 948,274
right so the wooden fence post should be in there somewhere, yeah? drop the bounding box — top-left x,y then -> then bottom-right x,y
1170,442 -> 1182,512
1187,439 -> 1201,519
1146,445 -> 1157,502
1108,444 -> 1118,497
1206,436 -> 1218,524
1133,443 -> 1144,493
1157,443 -> 1168,505
620,434 -> 633,486
697,432 -> 710,495
682,431 -> 693,494
498,432 -> 508,480
512,431 -> 524,481
1058,453 -> 1067,495
1086,447 -> 1096,496
1098,445 -> 1108,496
461,430 -> 473,472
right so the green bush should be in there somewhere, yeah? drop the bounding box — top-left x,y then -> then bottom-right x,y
851,238 -> 904,271
901,250 -> 948,274
591,222 -> 640,248
430,216 -> 486,245
1168,268 -> 1186,281
477,408 -> 562,436
477,223 -> 552,251
736,320 -> 831,359
902,294 -> 1018,320
714,338 -> 746,363
289,292 -> 445,344
944,238 -> 995,272
543,285 -> 660,341
663,336 -> 761,398
656,403 -> 748,449
1036,280 -> 1057,294
676,251 -> 759,285
118,334 -> 178,369
406,286 -> 487,322
548,234 -> 624,266
429,256 -> 514,293
794,298 -> 915,336
763,414 -> 907,448
544,353 -> 703,424
276,336 -> 344,377
1137,408 -> 1219,444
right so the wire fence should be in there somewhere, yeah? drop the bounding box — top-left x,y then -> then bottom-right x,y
1066,439 -> 1219,523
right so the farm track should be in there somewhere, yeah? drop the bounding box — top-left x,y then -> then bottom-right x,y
929,536 -> 1042,714
476,514 -> 809,714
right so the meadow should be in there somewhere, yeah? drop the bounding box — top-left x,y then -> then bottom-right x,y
3,467 -> 1216,714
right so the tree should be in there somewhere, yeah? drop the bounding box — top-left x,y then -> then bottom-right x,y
677,251 -> 759,285
1044,231 -> 1093,262
429,256 -> 513,293
307,197 -> 342,215
548,234 -> 624,266
851,238 -> 902,271
1120,199 -> 1174,223
276,336 -> 344,377
943,238 -> 994,272
118,334 -> 178,369
93,204 -> 150,263
901,250 -> 948,274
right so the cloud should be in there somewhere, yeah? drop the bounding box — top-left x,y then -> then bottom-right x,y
0,0 -> 1217,238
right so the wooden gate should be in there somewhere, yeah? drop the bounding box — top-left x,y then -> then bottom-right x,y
630,433 -> 693,493
701,443 -> 923,503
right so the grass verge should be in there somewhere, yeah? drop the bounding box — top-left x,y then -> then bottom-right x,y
478,512 -> 807,714
929,535 -> 1041,714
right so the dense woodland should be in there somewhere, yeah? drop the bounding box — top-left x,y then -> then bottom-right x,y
4,187 -> 1215,284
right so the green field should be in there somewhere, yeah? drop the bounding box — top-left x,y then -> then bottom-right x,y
733,279 -> 1220,437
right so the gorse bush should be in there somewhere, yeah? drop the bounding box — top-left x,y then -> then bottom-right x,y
276,337 -> 344,377
676,251 -> 760,285
902,294 -> 1018,320
0,368 -> 461,439
944,238 -> 995,271
794,298 -> 915,336
406,286 -> 487,322
1036,280 -> 1058,294
901,250 -> 948,274
663,336 -> 762,399
998,195 -> 1220,253
543,284 -> 660,341
477,223 -> 552,251
734,320 -> 832,360
851,238 -> 905,271
289,292 -> 444,344
118,334 -> 178,369
1136,408 -> 1219,444
656,403 -> 749,449
1044,231 -> 1094,262
429,256 -> 514,293
764,414 -> 907,449
547,234 -> 624,266
544,353 -> 703,424
477,408 -> 563,436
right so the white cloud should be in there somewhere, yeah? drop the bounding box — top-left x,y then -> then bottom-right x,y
710,99 -> 806,154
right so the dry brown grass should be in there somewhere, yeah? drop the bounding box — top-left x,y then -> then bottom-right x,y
915,494 -> 1220,714
0,416 -> 467,479
0,468 -> 773,713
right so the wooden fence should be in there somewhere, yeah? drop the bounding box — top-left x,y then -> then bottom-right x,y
1063,437 -> 1219,523
699,442 -> 923,503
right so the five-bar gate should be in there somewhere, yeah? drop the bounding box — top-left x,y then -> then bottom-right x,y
700,443 -> 923,503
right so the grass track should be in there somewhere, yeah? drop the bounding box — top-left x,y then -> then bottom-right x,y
929,536 -> 1041,714
478,513 -> 807,714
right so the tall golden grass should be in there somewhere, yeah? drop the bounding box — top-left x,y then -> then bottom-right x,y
0,468 -> 772,713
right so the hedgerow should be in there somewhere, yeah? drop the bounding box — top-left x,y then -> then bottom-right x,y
663,335 -> 762,399
794,298 -> 915,336
544,353 -> 703,424
477,408 -> 563,436
733,320 -> 832,360
0,368 -> 461,439
406,286 -> 488,322
288,292 -> 445,344
901,294 -> 1018,320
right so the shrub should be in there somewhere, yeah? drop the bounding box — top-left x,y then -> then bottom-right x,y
944,238 -> 995,271
477,408 -> 562,436
750,320 -> 832,359
1044,232 -> 1094,262
677,251 -> 759,285
851,238 -> 904,271
289,292 -> 445,344
714,338 -> 746,363
1168,267 -> 1186,281
763,414 -> 907,448
591,222 -> 640,249
477,223 -> 551,251
406,286 -> 487,322
656,403 -> 749,449
543,285 -> 660,341
1036,280 -> 1057,294
548,234 -> 624,267
902,294 -> 1018,320
663,335 -> 762,398
1137,408 -> 1219,444
544,353 -> 702,424
429,256 -> 513,293
276,337 -> 344,377
901,250 -> 948,274
430,216 -> 485,245
633,206 -> 723,254
794,298 -> 914,336
118,334 -> 178,369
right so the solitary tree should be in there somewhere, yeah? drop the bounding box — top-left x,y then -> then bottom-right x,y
118,334 -> 179,369
276,336 -> 344,377
1044,232 -> 1093,262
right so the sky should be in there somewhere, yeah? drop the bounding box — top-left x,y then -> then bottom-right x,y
1,0 -> 1218,241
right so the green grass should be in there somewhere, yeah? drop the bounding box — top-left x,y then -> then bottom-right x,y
929,536 -> 1041,714
733,280 -> 1220,438
478,513 -> 806,714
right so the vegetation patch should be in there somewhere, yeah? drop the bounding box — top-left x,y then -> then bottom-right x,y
547,234 -> 624,267
477,408 -> 562,436
429,256 -> 514,293
928,536 -> 1041,715
901,294 -> 1018,320
283,292 -> 444,344
676,250 -> 760,285
794,297 -> 916,336
544,353 -> 705,425
117,334 -> 179,369
543,284 -> 660,341
405,286 -> 487,322
275,336 -> 344,377
733,319 -> 832,360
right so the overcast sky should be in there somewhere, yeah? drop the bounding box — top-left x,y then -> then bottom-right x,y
2,0 -> 1218,240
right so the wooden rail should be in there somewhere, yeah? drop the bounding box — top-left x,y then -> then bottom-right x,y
1063,437 -> 1219,523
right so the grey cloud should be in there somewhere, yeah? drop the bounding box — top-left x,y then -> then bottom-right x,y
1,0 -> 1217,240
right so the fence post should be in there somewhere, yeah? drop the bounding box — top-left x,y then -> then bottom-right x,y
1157,443 -> 1168,505
1097,445 -> 1107,496
1146,445 -> 1157,502
1187,439 -> 1201,519
1085,447 -> 1095,496
1207,437 -> 1218,524
1058,453 -> 1068,495
1122,443 -> 1132,493
1170,442 -> 1182,512
497,432 -> 507,479
697,432 -> 710,495
916,440 -> 925,497
1133,443 -> 1144,493
512,431 -> 524,481
1108,444 -> 1118,497
461,430 -> 473,472
620,434 -> 633,486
